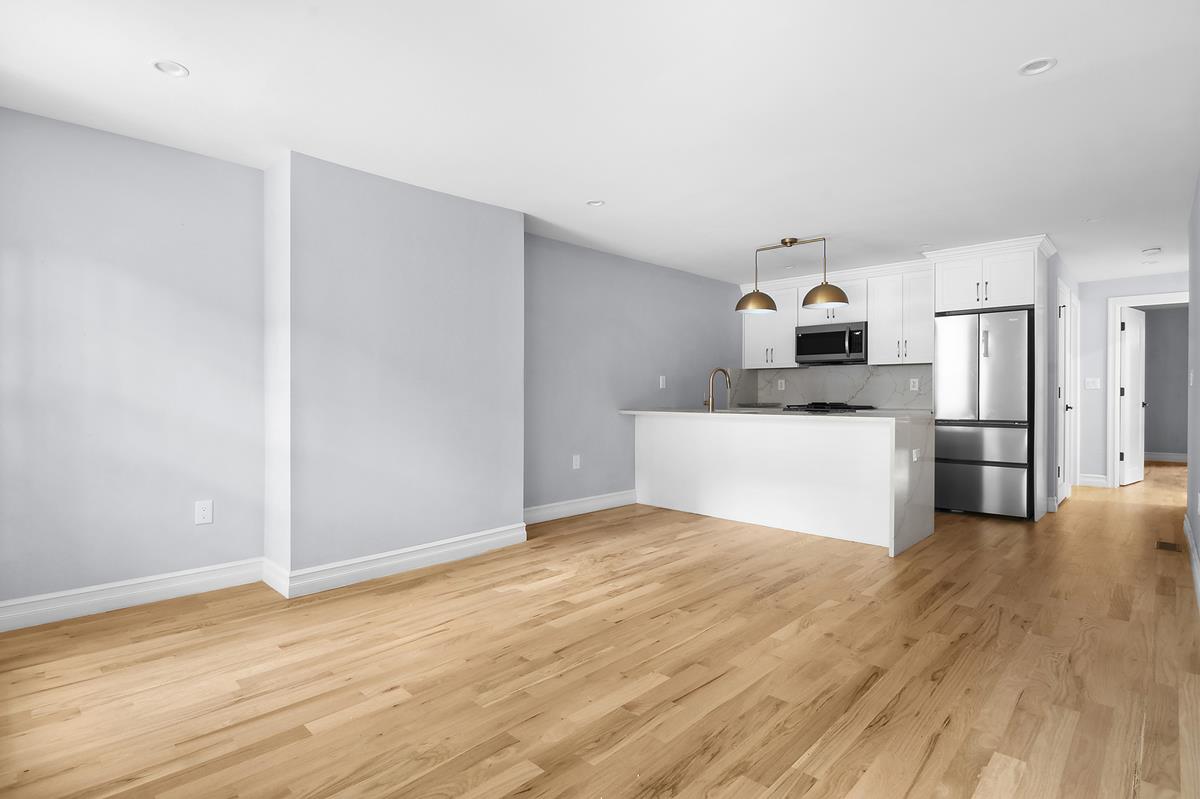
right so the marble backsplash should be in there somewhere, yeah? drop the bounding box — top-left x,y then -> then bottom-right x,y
746,363 -> 934,410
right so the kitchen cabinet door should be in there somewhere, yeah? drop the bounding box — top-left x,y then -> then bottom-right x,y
935,257 -> 983,312
867,274 -> 903,365
768,287 -> 799,367
796,278 -> 866,324
830,278 -> 867,322
742,287 -> 798,368
981,251 -> 1035,307
901,268 -> 935,363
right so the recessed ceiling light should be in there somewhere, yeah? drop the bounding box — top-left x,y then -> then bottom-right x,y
586,200 -> 605,207
1017,57 -> 1057,76
1141,247 -> 1163,257
1082,217 -> 1100,223
153,60 -> 190,78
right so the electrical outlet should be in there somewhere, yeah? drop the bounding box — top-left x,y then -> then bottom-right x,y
777,379 -> 785,391
909,378 -> 920,392
571,454 -> 581,470
912,448 -> 921,462
194,500 -> 213,525
659,375 -> 667,389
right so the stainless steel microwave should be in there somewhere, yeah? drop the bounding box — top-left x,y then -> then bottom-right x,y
794,321 -> 867,365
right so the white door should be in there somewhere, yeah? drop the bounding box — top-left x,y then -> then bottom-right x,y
934,257 -> 982,312
1054,283 -> 1072,502
981,251 -> 1035,308
901,269 -> 935,363
1119,307 -> 1146,485
867,274 -> 903,365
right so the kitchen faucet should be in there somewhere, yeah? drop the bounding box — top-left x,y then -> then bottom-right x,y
705,367 -> 732,413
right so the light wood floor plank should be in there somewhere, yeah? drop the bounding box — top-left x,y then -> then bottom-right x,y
0,462 -> 1195,797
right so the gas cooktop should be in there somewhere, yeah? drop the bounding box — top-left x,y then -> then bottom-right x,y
783,402 -> 876,414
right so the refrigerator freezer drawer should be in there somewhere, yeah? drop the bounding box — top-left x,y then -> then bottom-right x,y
935,462 -> 1028,517
935,425 -> 1028,464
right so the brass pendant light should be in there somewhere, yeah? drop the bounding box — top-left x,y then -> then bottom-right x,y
799,236 -> 848,309
738,236 -> 848,313
735,243 -> 777,314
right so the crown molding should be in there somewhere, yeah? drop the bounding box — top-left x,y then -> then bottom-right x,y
922,234 -> 1057,262
743,258 -> 930,293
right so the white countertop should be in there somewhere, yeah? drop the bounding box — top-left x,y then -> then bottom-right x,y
619,408 -> 933,420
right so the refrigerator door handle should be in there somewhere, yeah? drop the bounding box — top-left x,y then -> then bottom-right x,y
844,329 -> 850,356
982,329 -> 989,358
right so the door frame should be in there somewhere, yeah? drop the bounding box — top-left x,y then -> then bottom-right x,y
1054,279 -> 1073,505
1105,290 -> 1189,487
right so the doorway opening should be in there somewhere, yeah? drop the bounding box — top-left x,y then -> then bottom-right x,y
1106,291 -> 1189,487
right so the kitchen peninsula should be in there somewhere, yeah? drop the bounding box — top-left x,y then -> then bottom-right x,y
618,408 -> 934,556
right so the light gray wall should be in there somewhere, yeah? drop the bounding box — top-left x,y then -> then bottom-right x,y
0,108 -> 265,599
1143,306 -> 1189,455
288,154 -> 524,569
524,234 -> 741,508
1077,270 -> 1189,478
263,157 -> 292,569
1188,175 -> 1199,562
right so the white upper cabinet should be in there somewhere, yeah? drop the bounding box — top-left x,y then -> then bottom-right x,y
797,278 -> 867,325
866,269 -> 933,365
901,269 -> 934,362
867,274 -> 903,364
934,257 -> 984,312
980,251 -> 1035,308
742,287 -> 798,369
934,250 -> 1036,312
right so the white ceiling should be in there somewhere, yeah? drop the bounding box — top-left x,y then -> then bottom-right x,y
2,1 -> 1198,285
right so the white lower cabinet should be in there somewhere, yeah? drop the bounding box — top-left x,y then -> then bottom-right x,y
867,268 -> 933,365
742,287 -> 798,369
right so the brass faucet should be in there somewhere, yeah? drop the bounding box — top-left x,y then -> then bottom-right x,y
705,368 -> 732,413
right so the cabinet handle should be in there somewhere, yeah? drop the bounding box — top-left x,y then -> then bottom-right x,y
904,339 -> 908,358
769,347 -> 773,363
984,280 -> 989,301
896,339 -> 900,358
975,281 -> 980,302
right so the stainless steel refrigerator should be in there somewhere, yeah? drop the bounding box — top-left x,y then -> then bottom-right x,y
934,309 -> 1034,518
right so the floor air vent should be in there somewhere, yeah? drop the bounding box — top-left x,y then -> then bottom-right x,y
1155,540 -> 1181,552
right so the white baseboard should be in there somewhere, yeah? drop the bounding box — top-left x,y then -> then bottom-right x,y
261,558 -> 290,597
0,558 -> 263,633
1146,452 -> 1188,463
274,523 -> 528,599
1186,515 -> 1200,614
524,489 -> 637,524
1079,473 -> 1110,488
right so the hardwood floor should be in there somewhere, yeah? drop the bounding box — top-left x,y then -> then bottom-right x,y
1,463 -> 1197,797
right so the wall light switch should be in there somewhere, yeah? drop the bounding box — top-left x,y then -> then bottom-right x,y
777,379 -> 786,391
194,500 -> 213,525
909,378 -> 920,392
659,375 -> 667,389
571,454 -> 581,470
1085,377 -> 1102,390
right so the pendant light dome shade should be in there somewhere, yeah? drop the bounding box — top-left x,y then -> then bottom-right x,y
735,289 -> 777,314
802,282 -> 849,309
